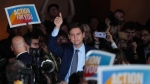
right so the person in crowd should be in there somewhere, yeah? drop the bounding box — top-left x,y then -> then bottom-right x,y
57,30 -> 69,45
123,21 -> 143,51
136,27 -> 150,63
116,32 -> 133,64
24,27 -> 62,83
82,24 -> 94,46
88,16 -> 100,32
11,36 -> 33,65
6,60 -> 25,84
123,21 -> 136,41
40,0 -> 75,34
114,9 -> 125,31
122,21 -> 144,64
93,22 -> 117,51
111,48 -> 129,64
68,71 -> 87,84
140,27 -> 150,47
116,32 -> 128,50
23,33 -> 40,50
48,13 -> 96,82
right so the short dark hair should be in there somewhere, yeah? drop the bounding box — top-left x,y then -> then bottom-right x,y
6,60 -> 25,83
23,33 -> 39,46
141,26 -> 150,34
114,9 -> 125,16
58,30 -> 68,38
47,4 -> 59,13
88,16 -> 100,24
68,22 -> 84,34
68,71 -> 83,84
123,21 -> 137,31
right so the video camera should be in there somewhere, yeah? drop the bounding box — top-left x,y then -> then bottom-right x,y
22,48 -> 55,84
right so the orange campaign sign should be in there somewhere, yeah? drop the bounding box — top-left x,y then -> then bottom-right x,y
5,4 -> 41,28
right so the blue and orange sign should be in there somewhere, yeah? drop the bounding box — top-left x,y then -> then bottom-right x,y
98,65 -> 150,84
5,4 -> 41,28
84,50 -> 115,80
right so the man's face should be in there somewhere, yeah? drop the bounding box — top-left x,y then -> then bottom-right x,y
117,39 -> 127,49
30,39 -> 40,49
114,12 -> 125,23
125,29 -> 136,41
49,7 -> 58,18
68,28 -> 85,48
141,30 -> 150,44
57,36 -> 68,44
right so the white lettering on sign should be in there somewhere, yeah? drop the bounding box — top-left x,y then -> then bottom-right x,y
85,56 -> 101,74
14,8 -> 33,20
87,56 -> 101,65
111,72 -> 143,84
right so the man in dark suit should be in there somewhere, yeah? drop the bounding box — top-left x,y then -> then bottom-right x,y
48,13 -> 96,82
11,36 -> 33,65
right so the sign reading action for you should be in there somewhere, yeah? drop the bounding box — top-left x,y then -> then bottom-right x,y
5,4 -> 41,28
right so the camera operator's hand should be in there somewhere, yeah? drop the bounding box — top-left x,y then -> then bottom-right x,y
54,13 -> 63,29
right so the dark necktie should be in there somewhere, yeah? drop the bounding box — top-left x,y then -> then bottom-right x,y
70,50 -> 79,75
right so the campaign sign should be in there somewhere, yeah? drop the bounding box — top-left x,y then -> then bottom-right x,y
5,4 -> 41,28
84,50 -> 115,80
98,65 -> 150,84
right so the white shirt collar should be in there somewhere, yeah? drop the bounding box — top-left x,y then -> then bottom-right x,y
74,43 -> 85,53
16,51 -> 28,58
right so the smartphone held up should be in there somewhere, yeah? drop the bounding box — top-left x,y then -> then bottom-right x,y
94,32 -> 106,39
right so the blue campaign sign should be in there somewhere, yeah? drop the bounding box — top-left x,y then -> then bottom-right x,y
98,65 -> 150,84
5,4 -> 41,28
84,50 -> 115,80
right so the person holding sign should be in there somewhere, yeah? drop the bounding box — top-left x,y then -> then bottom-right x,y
48,13 -> 96,82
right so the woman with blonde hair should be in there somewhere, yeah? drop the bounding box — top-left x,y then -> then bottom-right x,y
82,24 -> 93,46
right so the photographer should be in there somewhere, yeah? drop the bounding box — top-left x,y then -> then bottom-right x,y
23,32 -> 59,83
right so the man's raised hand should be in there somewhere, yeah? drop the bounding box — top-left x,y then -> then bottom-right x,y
54,12 -> 63,29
